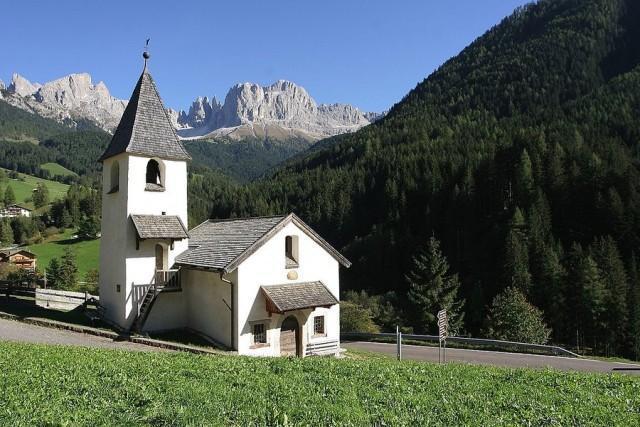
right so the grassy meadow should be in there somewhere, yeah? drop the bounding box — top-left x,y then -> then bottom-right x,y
40,162 -> 77,178
0,341 -> 638,425
27,229 -> 99,277
0,168 -> 69,209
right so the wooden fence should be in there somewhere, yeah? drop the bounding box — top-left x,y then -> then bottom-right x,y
35,288 -> 99,311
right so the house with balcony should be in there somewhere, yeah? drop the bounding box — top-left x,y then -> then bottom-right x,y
0,249 -> 37,271
98,53 -> 350,357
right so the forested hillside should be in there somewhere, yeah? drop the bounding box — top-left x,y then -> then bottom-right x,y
191,0 -> 640,357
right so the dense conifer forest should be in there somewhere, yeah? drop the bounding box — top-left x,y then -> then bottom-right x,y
189,0 -> 640,357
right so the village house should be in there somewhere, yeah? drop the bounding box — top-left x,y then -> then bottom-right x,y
0,204 -> 32,218
0,249 -> 37,271
98,52 -> 350,357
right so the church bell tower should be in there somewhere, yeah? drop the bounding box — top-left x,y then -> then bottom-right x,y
98,48 -> 191,329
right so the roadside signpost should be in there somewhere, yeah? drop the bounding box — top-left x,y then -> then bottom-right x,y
396,325 -> 402,360
438,309 -> 448,363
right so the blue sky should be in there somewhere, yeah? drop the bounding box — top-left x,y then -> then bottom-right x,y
3,0 -> 529,113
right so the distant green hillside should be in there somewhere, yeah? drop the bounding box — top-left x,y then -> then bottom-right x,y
0,168 -> 69,208
40,163 -> 77,178
186,137 -> 312,182
0,98 -> 71,143
27,229 -> 99,277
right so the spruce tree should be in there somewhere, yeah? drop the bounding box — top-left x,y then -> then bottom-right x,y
531,243 -> 566,341
0,220 -> 14,246
46,258 -> 62,289
578,255 -> 607,352
3,186 -> 15,207
627,254 -> 640,360
503,208 -> 532,294
59,248 -> 78,290
515,149 -> 534,205
591,236 -> 629,355
32,182 -> 49,209
406,236 -> 465,334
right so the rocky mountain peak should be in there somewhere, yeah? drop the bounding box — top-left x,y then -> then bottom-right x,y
8,73 -> 42,97
2,72 -> 126,132
2,71 -> 379,141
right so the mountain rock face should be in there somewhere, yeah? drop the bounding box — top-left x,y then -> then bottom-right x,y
1,73 -> 376,140
175,80 -> 372,141
3,73 -> 126,131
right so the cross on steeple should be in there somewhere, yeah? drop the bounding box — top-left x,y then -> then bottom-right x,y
143,38 -> 151,69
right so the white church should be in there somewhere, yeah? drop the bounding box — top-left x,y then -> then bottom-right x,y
98,54 -> 350,357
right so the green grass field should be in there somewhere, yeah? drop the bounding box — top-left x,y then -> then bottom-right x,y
0,342 -> 638,425
27,229 -> 99,277
40,162 -> 77,178
0,168 -> 69,208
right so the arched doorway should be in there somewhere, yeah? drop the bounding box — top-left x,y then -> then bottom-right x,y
155,244 -> 167,283
280,316 -> 300,357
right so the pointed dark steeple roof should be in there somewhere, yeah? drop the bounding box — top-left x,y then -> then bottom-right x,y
99,66 -> 190,162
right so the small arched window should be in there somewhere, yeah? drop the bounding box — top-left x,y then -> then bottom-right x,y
108,160 -> 119,194
145,159 -> 164,191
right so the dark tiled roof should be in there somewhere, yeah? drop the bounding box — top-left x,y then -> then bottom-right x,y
99,69 -> 191,162
131,214 -> 188,240
0,249 -> 36,257
176,216 -> 285,270
261,281 -> 338,313
175,213 -> 351,272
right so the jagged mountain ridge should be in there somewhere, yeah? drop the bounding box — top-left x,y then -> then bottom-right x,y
1,73 -> 378,141
2,73 -> 127,131
172,80 -> 373,141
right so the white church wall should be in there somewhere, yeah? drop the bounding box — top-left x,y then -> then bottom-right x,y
143,291 -> 187,332
99,153 -> 130,326
183,269 -> 235,348
236,221 -> 340,356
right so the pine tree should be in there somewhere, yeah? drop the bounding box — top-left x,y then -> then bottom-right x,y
627,254 -> 640,360
46,258 -> 62,289
578,255 -> 607,352
531,243 -> 566,341
485,287 -> 551,344
503,208 -> 532,294
3,186 -> 16,207
515,149 -> 534,205
406,236 -> 465,334
0,220 -> 14,246
32,182 -> 49,209
591,236 -> 629,355
59,248 -> 78,290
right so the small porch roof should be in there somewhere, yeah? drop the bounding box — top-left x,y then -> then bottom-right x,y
261,281 -> 339,314
131,214 -> 189,240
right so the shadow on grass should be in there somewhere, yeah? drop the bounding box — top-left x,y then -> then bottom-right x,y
0,297 -> 106,332
54,236 -> 98,246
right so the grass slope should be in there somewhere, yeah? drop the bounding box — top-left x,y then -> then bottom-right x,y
0,168 -> 68,208
40,162 -> 77,177
27,229 -> 99,276
0,342 -> 638,425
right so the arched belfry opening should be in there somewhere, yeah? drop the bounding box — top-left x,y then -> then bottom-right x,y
145,159 -> 164,191
109,161 -> 120,193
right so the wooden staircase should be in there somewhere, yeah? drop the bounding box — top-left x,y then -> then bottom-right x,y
132,269 -> 182,333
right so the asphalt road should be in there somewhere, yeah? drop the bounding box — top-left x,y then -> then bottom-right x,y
344,341 -> 640,374
0,317 -> 167,352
